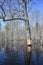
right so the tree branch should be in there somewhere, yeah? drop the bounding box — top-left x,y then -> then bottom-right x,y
3,18 -> 26,21
0,5 -> 6,17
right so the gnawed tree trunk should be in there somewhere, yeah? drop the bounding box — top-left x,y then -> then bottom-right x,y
20,0 -> 32,65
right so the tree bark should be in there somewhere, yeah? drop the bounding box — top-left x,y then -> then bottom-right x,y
20,0 -> 31,65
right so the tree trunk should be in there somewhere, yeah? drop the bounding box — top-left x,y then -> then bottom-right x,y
20,0 -> 31,39
20,0 -> 31,65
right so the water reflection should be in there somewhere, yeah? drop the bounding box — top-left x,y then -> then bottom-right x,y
0,47 -> 43,65
27,46 -> 32,52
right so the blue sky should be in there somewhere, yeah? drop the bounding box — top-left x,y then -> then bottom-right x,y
0,0 -> 43,30
33,0 -> 43,13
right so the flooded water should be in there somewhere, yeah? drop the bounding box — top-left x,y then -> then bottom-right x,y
0,48 -> 43,65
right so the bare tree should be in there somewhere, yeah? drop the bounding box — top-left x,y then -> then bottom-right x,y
0,0 -> 32,65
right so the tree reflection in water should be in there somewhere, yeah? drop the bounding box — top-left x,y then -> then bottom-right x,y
0,47 -> 43,65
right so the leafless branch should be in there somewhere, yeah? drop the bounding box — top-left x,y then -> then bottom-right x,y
3,17 -> 26,21
0,5 -> 6,17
